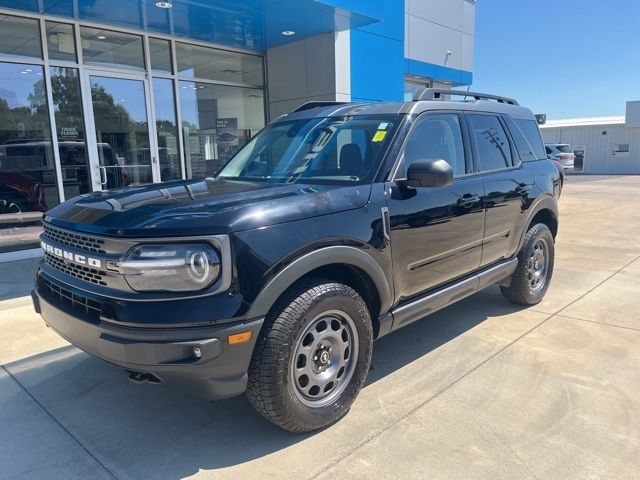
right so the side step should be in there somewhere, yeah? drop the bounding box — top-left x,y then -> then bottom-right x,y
388,259 -> 518,332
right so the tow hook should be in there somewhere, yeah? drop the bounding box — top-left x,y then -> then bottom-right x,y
126,370 -> 162,385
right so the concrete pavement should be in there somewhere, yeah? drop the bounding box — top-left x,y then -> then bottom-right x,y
1,175 -> 639,479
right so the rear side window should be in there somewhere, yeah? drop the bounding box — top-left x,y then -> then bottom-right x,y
557,144 -> 572,153
504,116 -> 537,162
468,114 -> 513,171
511,119 -> 545,160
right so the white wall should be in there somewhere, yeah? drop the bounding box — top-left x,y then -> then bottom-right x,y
266,31 -> 350,120
404,0 -> 475,72
542,124 -> 640,174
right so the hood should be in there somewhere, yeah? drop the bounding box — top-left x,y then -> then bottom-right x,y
45,179 -> 371,237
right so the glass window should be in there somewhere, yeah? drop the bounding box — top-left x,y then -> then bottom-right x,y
0,62 -> 59,253
556,144 -> 572,153
46,22 -> 77,62
176,43 -> 263,86
0,14 -> 42,59
149,38 -> 172,74
88,76 -> 152,188
80,27 -> 145,70
504,116 -> 536,162
50,67 -> 92,199
468,114 -> 513,171
179,81 -> 265,178
153,79 -> 182,181
514,119 -> 546,160
404,79 -> 431,101
218,115 -> 399,185
403,114 -> 466,176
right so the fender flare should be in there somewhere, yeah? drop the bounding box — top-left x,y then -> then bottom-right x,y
518,195 -> 559,250
245,246 -> 393,320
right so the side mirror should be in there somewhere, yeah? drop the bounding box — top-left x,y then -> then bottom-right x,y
400,158 -> 454,188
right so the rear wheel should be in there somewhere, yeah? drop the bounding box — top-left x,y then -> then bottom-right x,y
247,278 -> 373,432
501,223 -> 555,305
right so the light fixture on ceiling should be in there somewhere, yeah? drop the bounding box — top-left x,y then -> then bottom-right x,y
155,1 -> 173,8
281,30 -> 295,36
97,35 -> 107,40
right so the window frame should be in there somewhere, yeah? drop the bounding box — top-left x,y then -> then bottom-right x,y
390,110 -> 473,181
464,111 -> 520,176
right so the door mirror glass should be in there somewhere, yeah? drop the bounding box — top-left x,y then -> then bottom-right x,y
403,158 -> 454,187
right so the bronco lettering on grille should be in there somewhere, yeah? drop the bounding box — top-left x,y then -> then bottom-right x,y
41,241 -> 103,268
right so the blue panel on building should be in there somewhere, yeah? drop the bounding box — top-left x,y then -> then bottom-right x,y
350,29 -> 404,102
349,0 -> 404,102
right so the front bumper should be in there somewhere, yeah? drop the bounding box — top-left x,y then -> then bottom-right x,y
32,273 -> 263,400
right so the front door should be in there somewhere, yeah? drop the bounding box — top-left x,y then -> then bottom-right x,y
386,112 -> 485,302
83,72 -> 159,191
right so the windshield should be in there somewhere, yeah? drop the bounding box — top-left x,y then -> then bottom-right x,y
217,115 -> 400,185
556,144 -> 572,153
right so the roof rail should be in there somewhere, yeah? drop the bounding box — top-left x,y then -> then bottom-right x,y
292,101 -> 351,113
417,88 -> 519,106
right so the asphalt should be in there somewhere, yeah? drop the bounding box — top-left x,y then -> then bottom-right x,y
0,175 -> 639,480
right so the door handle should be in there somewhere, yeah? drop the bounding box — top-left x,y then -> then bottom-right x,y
98,166 -> 108,185
458,194 -> 480,206
516,183 -> 532,194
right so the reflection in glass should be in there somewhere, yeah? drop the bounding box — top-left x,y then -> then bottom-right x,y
176,43 -> 264,86
46,22 -> 77,62
0,62 -> 58,252
0,15 -> 42,59
89,76 -> 152,188
179,81 -> 265,178
149,38 -> 172,74
153,79 -> 182,181
80,27 -> 145,71
50,67 -> 92,199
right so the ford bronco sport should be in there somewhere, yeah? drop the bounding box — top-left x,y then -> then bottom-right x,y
32,89 -> 560,432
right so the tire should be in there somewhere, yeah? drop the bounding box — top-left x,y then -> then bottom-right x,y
501,223 -> 555,305
247,277 -> 373,432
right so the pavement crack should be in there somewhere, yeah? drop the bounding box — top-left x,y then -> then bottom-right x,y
556,314 -> 640,333
0,364 -> 119,480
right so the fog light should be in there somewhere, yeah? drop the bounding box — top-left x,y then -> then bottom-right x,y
193,346 -> 202,358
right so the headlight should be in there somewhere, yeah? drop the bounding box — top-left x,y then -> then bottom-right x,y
119,243 -> 221,292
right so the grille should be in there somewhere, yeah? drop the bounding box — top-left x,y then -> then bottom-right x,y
42,224 -> 107,254
44,252 -> 108,286
40,278 -> 102,318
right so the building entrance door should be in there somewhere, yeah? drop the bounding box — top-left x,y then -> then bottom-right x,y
83,72 -> 160,191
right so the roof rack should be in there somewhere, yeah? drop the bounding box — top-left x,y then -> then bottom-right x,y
417,88 -> 519,106
292,101 -> 351,113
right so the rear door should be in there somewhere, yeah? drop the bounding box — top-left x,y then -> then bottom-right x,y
465,113 -> 532,266
385,112 -> 485,302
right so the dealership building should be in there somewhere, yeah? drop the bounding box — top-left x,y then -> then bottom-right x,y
0,0 -> 475,258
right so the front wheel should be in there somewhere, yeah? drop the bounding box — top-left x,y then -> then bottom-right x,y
247,278 -> 373,432
501,223 -> 555,305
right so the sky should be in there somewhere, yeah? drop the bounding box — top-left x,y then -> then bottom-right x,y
470,0 -> 640,120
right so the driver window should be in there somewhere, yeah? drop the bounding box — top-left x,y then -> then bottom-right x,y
402,114 -> 466,177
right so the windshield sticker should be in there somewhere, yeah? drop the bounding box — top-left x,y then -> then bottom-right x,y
372,131 -> 388,142
377,122 -> 389,130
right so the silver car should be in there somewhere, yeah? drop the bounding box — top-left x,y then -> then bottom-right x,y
545,143 -> 575,170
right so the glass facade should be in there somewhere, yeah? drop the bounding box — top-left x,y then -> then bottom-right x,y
0,11 -> 266,254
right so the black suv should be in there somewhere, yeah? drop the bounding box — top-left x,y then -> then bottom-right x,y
32,90 -> 560,432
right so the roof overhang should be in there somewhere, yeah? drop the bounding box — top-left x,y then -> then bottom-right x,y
0,0 -> 384,50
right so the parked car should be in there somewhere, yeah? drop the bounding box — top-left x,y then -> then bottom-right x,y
545,143 -> 575,170
32,90 -> 560,432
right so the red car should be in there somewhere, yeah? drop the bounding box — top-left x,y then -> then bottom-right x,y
0,171 -> 47,214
